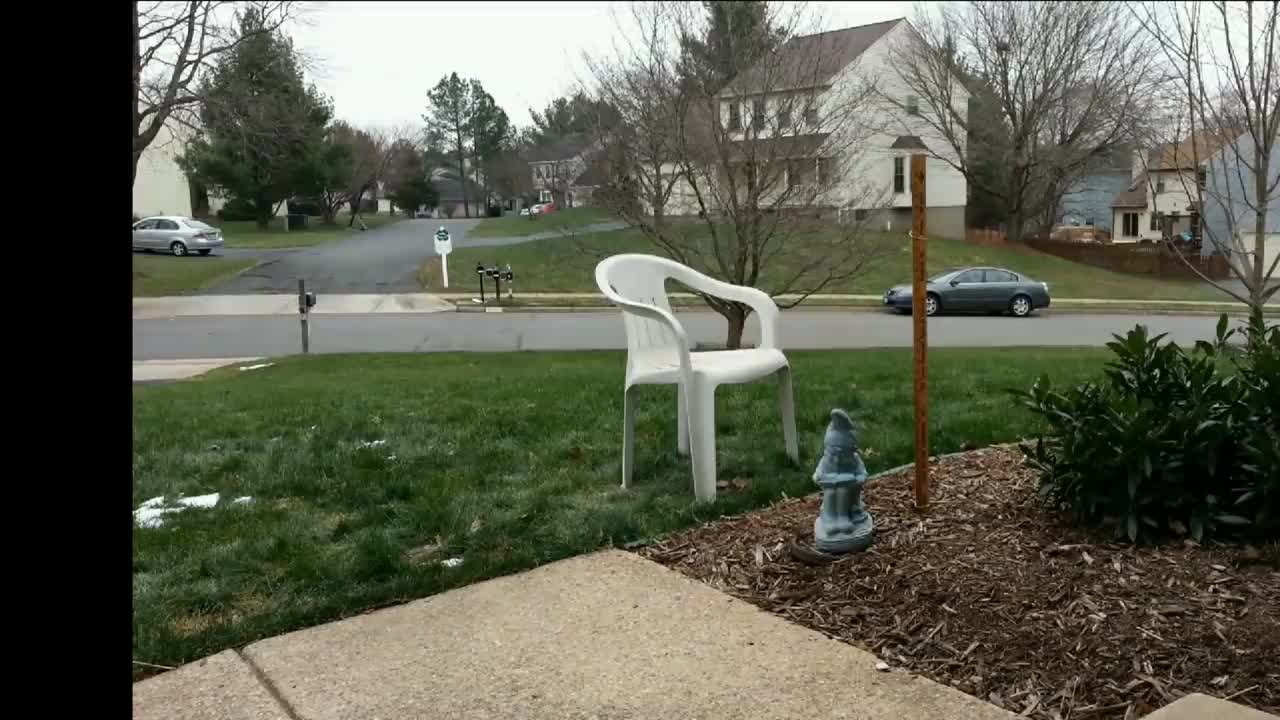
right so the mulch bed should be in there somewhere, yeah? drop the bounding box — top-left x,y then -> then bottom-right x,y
638,445 -> 1280,720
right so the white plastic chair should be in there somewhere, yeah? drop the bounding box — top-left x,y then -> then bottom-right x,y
595,254 -> 799,502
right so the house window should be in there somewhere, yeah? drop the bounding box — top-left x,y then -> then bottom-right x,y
778,102 -> 792,130
1150,213 -> 1160,232
539,190 -> 552,203
818,157 -> 835,186
752,98 -> 765,128
855,209 -> 869,221
787,159 -> 813,188
805,98 -> 818,126
906,95 -> 919,116
1122,212 -> 1139,237
893,157 -> 905,193
1155,179 -> 1165,193
1085,217 -> 1094,226
728,103 -> 741,130
1196,168 -> 1207,190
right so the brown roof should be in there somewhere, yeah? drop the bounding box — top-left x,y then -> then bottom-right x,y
721,18 -> 903,97
527,134 -> 596,162
1110,174 -> 1148,208
890,135 -> 928,151
1147,130 -> 1239,170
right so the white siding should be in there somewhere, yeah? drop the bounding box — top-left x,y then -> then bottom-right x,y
133,121 -> 192,218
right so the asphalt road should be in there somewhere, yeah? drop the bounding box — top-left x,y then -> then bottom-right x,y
207,218 -> 627,295
132,310 -> 1239,360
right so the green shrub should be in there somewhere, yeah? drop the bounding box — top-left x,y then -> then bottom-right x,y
1014,314 -> 1279,544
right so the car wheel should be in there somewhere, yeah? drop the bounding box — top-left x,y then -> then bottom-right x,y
925,293 -> 940,316
1010,294 -> 1032,317
197,249 -> 211,256
170,241 -> 188,257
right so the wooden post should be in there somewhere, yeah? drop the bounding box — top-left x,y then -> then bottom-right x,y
909,154 -> 930,509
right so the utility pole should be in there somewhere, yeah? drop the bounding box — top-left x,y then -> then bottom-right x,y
910,153 -> 930,509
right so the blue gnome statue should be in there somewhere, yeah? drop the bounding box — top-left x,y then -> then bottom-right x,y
812,409 -> 873,554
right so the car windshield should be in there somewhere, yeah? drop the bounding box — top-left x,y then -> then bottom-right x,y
183,219 -> 215,230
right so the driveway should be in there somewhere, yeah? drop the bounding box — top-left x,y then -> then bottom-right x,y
207,218 -> 482,294
205,218 -> 627,295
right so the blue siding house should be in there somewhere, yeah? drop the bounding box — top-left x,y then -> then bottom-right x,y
1058,146 -> 1134,233
1200,132 -> 1279,272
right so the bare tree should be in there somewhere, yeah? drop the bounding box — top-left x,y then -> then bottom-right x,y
133,1 -> 299,188
1128,1 -> 1279,312
889,1 -> 1157,242
584,1 -> 894,349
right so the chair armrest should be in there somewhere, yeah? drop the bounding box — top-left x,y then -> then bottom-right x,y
601,292 -> 694,377
669,268 -> 781,349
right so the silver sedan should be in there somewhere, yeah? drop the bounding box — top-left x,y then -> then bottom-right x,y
132,216 -> 225,256
882,266 -> 1052,317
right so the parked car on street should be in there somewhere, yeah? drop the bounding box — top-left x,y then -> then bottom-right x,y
882,266 -> 1051,317
132,216 -> 224,256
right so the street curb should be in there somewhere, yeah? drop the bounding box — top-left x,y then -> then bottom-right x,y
444,302 -> 1274,318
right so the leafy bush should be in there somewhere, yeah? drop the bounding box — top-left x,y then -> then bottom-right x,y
216,197 -> 259,222
1014,314 -> 1279,544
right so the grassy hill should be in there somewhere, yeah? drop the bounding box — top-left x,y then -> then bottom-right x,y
435,223 -> 1227,302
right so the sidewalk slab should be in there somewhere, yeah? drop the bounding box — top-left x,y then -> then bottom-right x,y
1142,693 -> 1276,719
133,650 -> 290,720
133,357 -> 264,382
244,549 -> 1013,720
133,293 -> 454,318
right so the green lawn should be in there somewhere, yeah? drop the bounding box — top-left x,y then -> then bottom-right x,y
133,255 -> 258,297
133,348 -> 1108,674
466,207 -> 619,239
428,223 -> 1228,302
212,213 -> 404,249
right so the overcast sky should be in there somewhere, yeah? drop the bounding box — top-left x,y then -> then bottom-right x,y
289,1 -> 913,132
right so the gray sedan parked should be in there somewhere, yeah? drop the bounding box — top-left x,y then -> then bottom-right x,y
882,266 -> 1051,317
132,216 -> 224,256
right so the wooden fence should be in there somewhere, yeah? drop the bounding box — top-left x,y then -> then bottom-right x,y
1024,238 -> 1231,280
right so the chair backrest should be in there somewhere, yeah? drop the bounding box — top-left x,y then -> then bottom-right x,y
595,254 -> 686,360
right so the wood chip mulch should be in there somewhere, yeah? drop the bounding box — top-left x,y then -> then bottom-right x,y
638,445 -> 1280,720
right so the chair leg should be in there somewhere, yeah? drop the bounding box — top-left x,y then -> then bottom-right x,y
676,382 -> 690,456
622,386 -> 637,489
686,379 -> 718,502
777,366 -> 799,464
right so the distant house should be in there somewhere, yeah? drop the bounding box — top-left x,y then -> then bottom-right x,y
1200,131 -> 1279,273
658,18 -> 970,240
528,134 -> 605,207
374,182 -> 398,215
1059,146 -> 1132,233
133,120 -> 231,219
430,168 -> 486,218
1110,131 -> 1239,244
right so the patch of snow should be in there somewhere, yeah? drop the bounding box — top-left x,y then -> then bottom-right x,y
239,363 -> 275,372
440,557 -> 464,568
133,493 -> 230,529
386,454 -> 398,461
176,493 -> 220,509
357,439 -> 388,449
232,496 -> 253,505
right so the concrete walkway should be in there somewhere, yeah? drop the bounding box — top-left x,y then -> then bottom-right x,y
131,550 -> 1273,720
133,293 -> 454,319
132,357 -> 265,382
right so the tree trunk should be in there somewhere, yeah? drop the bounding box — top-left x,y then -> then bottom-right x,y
722,304 -> 748,350
348,188 -> 365,227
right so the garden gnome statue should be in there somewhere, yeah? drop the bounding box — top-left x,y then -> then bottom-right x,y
812,409 -> 873,554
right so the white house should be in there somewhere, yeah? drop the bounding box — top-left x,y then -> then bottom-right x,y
1110,131 -> 1239,244
528,134 -> 605,207
133,120 -> 200,218
661,18 -> 969,239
